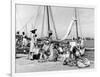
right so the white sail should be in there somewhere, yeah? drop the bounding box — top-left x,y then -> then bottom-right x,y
61,19 -> 75,40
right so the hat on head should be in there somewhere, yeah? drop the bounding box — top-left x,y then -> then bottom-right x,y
35,34 -> 37,37
30,29 -> 37,34
16,31 -> 19,34
22,32 -> 25,35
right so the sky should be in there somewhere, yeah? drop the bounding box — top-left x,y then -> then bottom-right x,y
16,4 -> 94,39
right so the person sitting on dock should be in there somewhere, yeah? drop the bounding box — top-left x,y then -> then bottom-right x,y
48,43 -> 58,62
39,40 -> 50,62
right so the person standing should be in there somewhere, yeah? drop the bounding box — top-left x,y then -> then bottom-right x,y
28,29 -> 37,59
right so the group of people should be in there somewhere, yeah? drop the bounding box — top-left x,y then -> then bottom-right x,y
16,31 -> 30,53
16,29 -> 90,68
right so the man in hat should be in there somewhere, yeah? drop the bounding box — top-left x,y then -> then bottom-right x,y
28,29 -> 37,59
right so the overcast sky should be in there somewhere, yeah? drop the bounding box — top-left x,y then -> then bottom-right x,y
16,4 -> 94,39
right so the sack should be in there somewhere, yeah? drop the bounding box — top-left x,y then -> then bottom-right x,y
77,58 -> 90,68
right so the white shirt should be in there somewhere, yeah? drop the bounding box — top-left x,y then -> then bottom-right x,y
70,41 -> 77,51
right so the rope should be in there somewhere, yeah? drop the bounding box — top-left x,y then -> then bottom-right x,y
19,6 -> 41,36
33,6 -> 41,29
19,11 -> 35,32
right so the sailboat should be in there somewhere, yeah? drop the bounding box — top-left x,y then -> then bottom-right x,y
62,8 -> 85,55
16,6 -> 87,55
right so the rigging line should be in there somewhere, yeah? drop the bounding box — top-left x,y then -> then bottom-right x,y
49,6 -> 58,40
41,6 -> 45,37
19,6 -> 41,32
19,13 -> 36,32
33,6 -> 41,29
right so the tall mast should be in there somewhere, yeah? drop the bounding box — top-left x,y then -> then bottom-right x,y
46,6 -> 50,35
74,8 -> 79,40
41,6 -> 45,37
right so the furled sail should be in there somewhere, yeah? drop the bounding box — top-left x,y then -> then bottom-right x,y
61,19 -> 75,40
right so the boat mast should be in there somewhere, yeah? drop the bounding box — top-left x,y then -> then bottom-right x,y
74,8 -> 79,40
46,6 -> 50,36
41,6 -> 45,37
